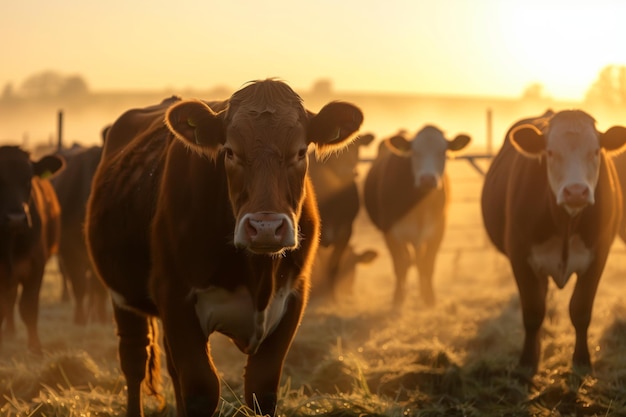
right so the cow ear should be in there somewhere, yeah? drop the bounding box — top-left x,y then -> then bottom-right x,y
448,134 -> 471,152
510,124 -> 545,157
308,101 -> 364,155
165,99 -> 225,159
385,134 -> 412,156
356,133 -> 376,147
33,155 -> 65,179
601,126 -> 626,154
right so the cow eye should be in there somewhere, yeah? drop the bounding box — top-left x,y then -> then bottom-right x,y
224,147 -> 234,160
297,148 -> 307,160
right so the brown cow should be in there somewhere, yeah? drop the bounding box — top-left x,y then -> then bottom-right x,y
0,146 -> 63,352
52,139 -> 108,325
85,79 -> 363,417
308,132 -> 376,298
481,109 -> 626,373
363,126 -> 470,308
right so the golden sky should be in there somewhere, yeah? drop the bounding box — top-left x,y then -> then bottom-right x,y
2,0 -> 626,100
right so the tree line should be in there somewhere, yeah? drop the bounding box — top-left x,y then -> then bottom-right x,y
2,66 -> 626,106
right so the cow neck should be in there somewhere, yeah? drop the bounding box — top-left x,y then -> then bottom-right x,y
247,255 -> 277,311
557,209 -> 583,276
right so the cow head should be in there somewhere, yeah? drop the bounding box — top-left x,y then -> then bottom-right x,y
510,110 -> 626,216
385,126 -> 471,188
312,132 -> 375,182
164,79 -> 363,255
0,146 -> 64,232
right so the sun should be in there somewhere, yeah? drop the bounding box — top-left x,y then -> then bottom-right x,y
495,1 -> 626,100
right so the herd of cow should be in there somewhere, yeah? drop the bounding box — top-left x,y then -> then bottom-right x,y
2,79 -> 626,417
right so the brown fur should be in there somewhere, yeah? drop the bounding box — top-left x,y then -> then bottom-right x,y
86,79 -> 363,417
0,146 -> 63,353
481,109 -> 626,373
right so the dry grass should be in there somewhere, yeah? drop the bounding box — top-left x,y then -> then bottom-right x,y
3,160 -> 626,416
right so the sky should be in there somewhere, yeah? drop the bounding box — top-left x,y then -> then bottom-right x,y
2,0 -> 626,101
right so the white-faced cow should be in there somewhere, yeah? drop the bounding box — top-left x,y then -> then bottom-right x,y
85,79 -> 363,417
363,126 -> 470,308
0,146 -> 63,352
481,109 -> 626,373
308,132 -> 376,299
52,137 -> 108,325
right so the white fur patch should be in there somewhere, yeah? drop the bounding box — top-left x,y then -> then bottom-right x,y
193,284 -> 292,354
528,234 -> 593,288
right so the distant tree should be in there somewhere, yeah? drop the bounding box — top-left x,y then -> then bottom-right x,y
585,65 -> 626,106
522,83 -> 545,100
1,82 -> 15,101
311,79 -> 333,96
59,75 -> 89,97
18,70 -> 89,98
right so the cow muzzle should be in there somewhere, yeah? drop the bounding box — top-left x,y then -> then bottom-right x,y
3,208 -> 31,230
559,183 -> 593,214
415,173 -> 440,189
234,212 -> 297,254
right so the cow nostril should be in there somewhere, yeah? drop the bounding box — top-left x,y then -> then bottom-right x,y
245,218 -> 258,238
274,219 -> 285,238
5,212 -> 28,228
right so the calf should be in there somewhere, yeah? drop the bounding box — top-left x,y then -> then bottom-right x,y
481,109 -> 626,373
0,146 -> 63,352
363,126 -> 470,308
85,79 -> 363,417
308,133 -> 375,298
52,139 -> 108,325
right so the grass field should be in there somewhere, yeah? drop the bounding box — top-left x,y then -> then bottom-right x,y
2,159 -> 626,416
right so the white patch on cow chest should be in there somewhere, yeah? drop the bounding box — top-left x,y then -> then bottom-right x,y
389,200 -> 442,244
528,234 -> 593,288
193,284 -> 291,355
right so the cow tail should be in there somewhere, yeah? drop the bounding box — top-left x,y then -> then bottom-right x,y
144,316 -> 165,409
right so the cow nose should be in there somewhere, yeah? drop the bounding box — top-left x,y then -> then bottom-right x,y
562,183 -> 591,208
238,212 -> 296,253
5,211 -> 29,229
418,174 -> 438,188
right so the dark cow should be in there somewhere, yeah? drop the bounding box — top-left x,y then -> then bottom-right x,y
311,243 -> 377,297
481,109 -> 626,373
308,132 -> 376,298
0,146 -> 64,352
364,126 -> 470,308
85,79 -> 363,417
51,137 -> 107,325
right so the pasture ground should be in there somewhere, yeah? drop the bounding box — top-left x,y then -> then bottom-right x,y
2,160 -> 626,416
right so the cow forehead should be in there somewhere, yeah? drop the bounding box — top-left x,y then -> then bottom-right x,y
0,147 -> 32,177
546,112 -> 599,151
228,109 -> 307,151
412,126 -> 447,153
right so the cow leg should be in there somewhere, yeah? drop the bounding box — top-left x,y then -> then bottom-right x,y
569,268 -> 603,372
414,224 -> 444,308
61,252 -> 89,325
511,261 -> 548,373
57,256 -> 71,303
163,335 -> 184,412
326,231 -> 351,300
88,269 -> 109,324
112,304 -> 152,417
384,233 -> 411,308
160,301 -> 219,417
2,285 -> 18,339
18,254 -> 45,353
244,294 -> 305,415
